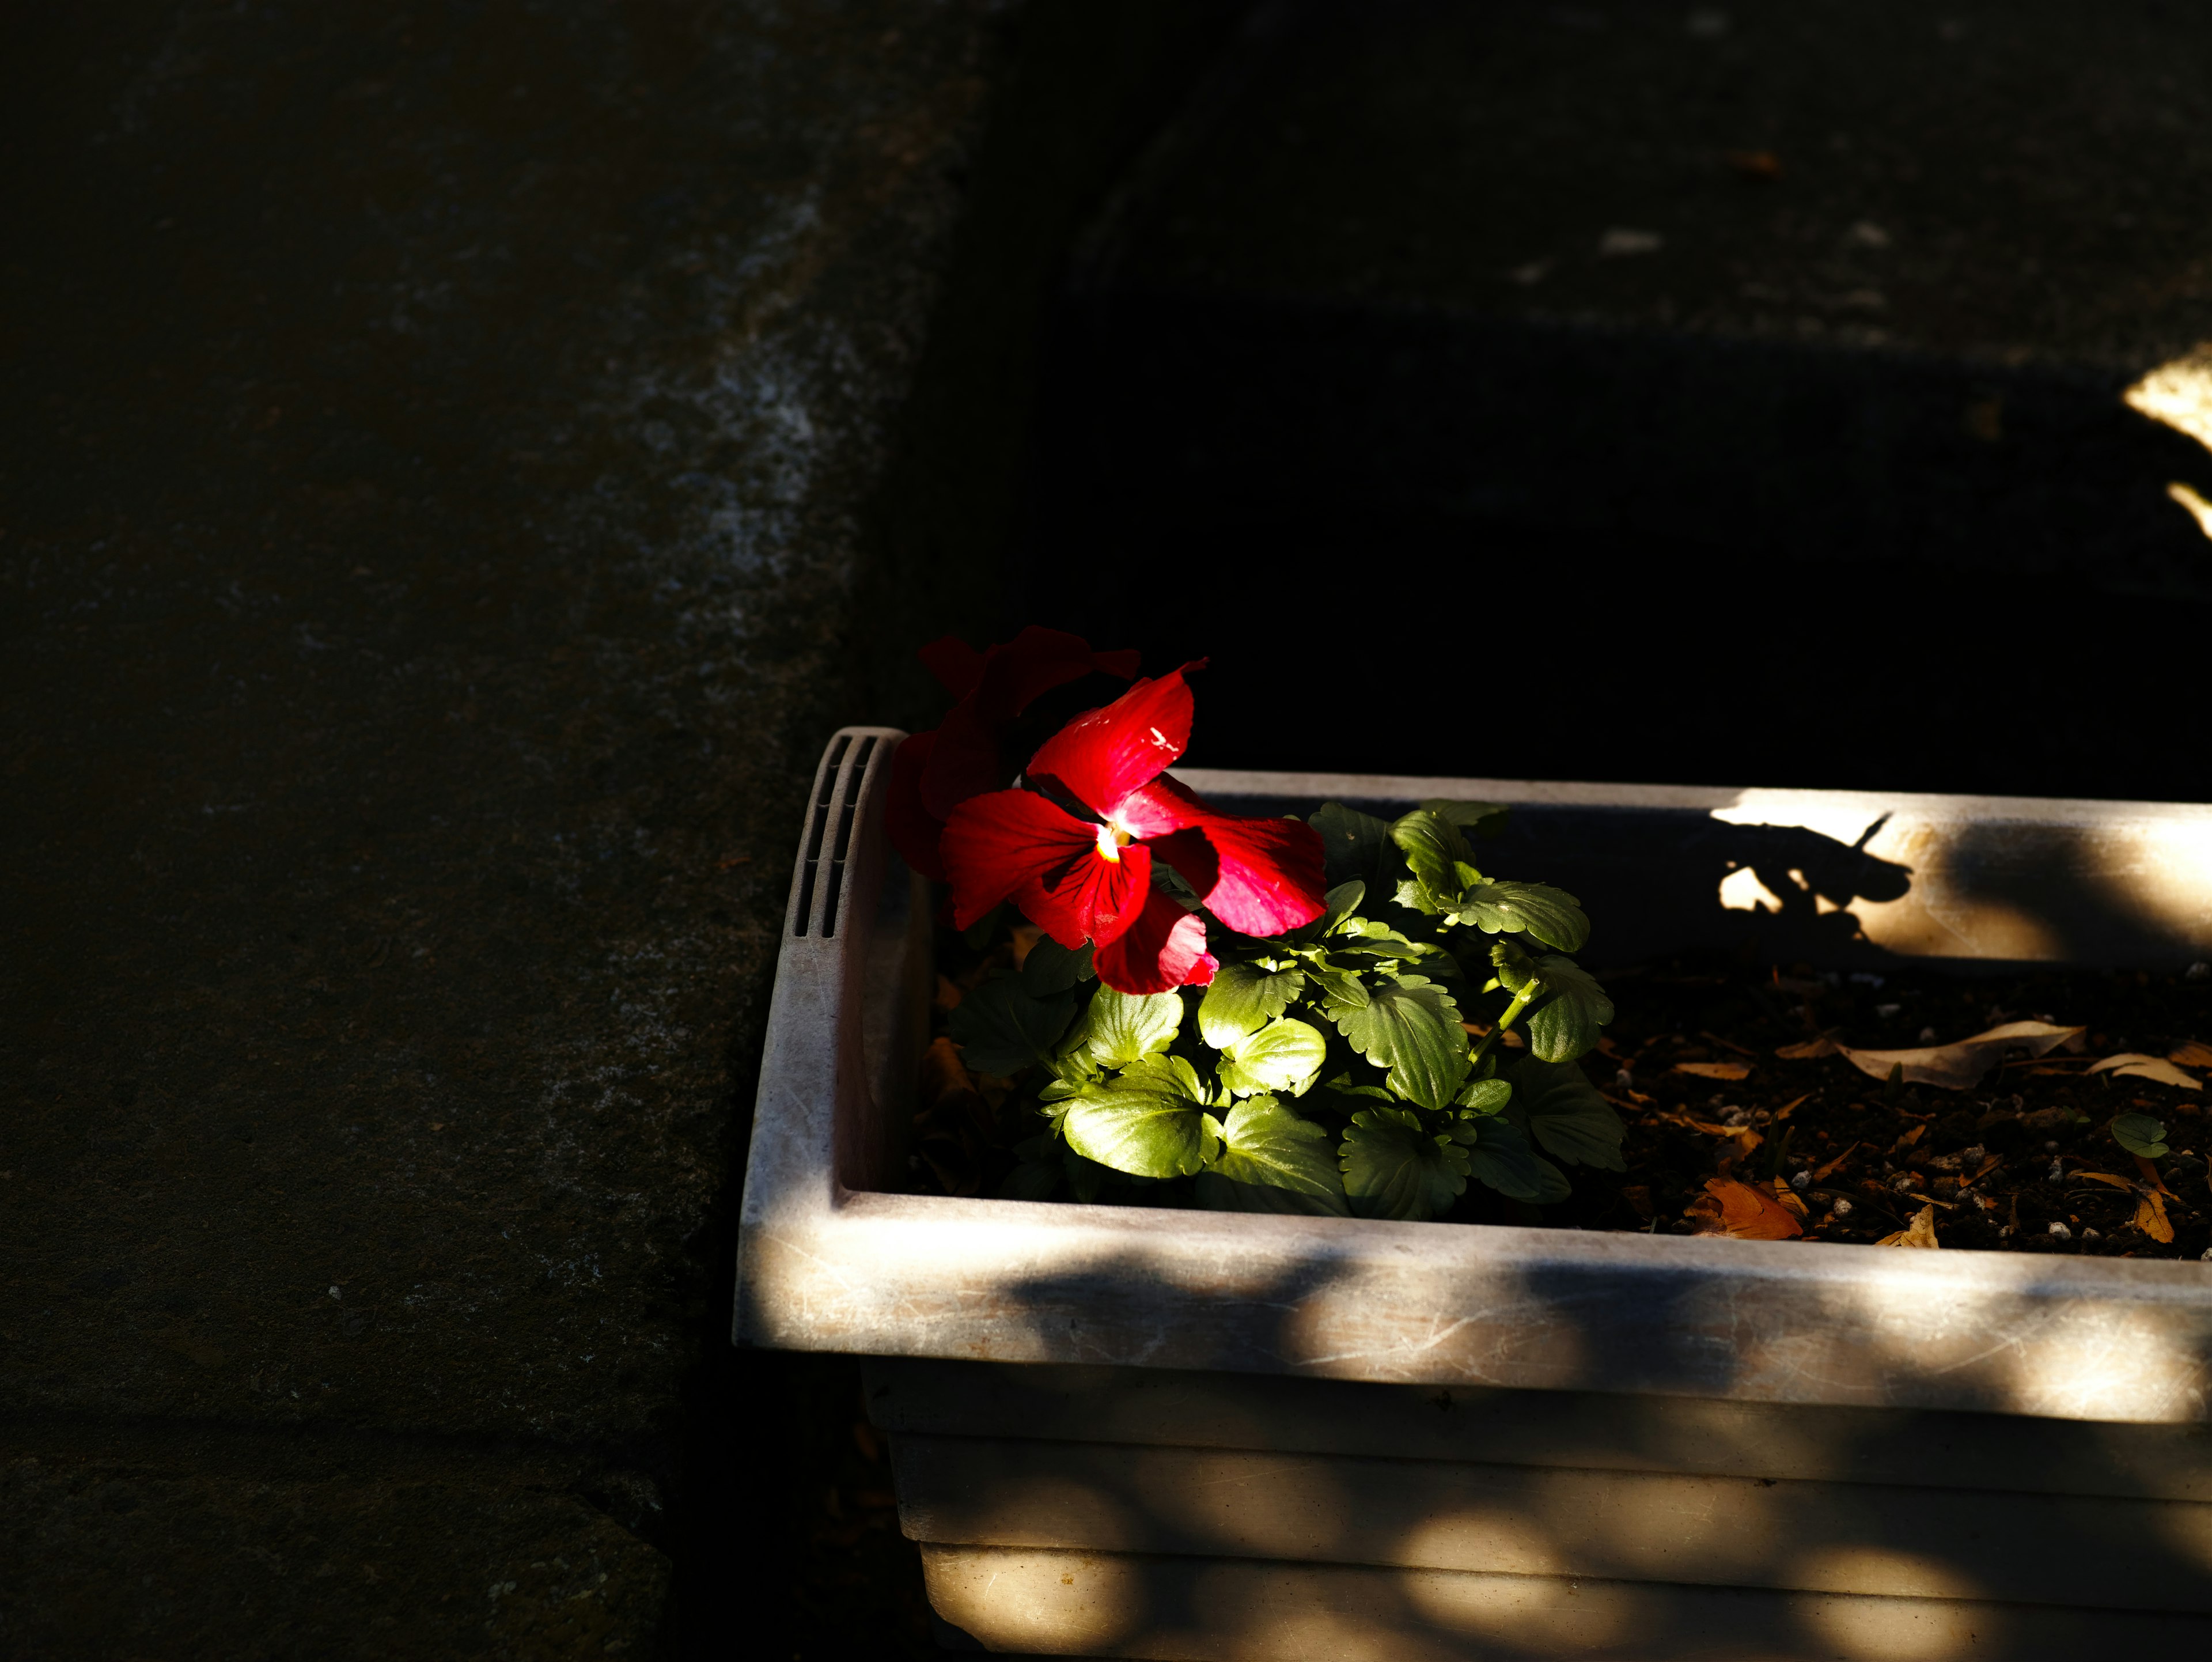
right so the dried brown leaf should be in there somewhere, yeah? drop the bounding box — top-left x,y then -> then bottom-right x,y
1674,1061 -> 1751,1081
1876,1205 -> 1941,1248
919,1036 -> 977,1107
933,974 -> 964,1012
1812,1142 -> 1865,1182
1838,1021 -> 2086,1091
2168,1040 -> 2212,1070
2137,1189 -> 2176,1243
1775,1035 -> 1840,1059
1685,1178 -> 1804,1240
1774,1094 -> 1811,1121
2088,1054 -> 2202,1090
1700,1030 -> 1759,1058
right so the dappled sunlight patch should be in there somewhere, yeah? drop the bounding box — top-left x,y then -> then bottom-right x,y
1790,1545 -> 1980,1602
921,1544 -> 1146,1655
1399,1565 -> 1639,1650
1397,1505 -> 1566,1580
1797,1585 -> 2002,1661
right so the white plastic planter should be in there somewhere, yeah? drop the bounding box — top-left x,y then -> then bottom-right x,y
737,728 -> 2212,1660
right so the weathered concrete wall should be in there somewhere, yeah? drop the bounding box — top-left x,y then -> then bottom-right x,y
0,2 -> 1243,1653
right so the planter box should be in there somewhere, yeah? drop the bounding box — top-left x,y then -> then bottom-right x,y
737,728 -> 2212,1660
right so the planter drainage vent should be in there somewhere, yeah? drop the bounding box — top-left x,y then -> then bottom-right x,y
790,730 -> 882,939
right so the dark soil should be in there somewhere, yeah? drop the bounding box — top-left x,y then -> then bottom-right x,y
1573,957 -> 2211,1257
911,928 -> 2212,1260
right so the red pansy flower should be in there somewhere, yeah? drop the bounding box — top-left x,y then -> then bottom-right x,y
885,627 -> 1139,880
939,662 -> 1328,995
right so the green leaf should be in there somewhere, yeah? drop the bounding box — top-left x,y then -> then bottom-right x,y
1310,802 -> 1399,890
1332,918 -> 1440,963
1506,1056 -> 1625,1169
1449,881 -> 1590,953
1340,1107 -> 1469,1221
1457,1075 -> 1513,1115
1066,986 -> 1187,1068
999,1157 -> 1063,1201
961,902 -> 1007,951
1195,1172 -> 1350,1216
1316,880 -> 1367,934
1334,975 -> 1469,1111
1218,1016 -> 1329,1098
2112,1114 -> 2170,1159
1320,1070 -> 1397,1103
1420,798 -> 1510,836
1489,938 -> 1536,991
1522,956 -> 1613,1062
1061,1055 -> 1211,1178
1389,809 -> 1481,910
1306,961 -> 1371,1018
1198,961 -> 1306,1047
1022,935 -> 1095,996
1461,1114 -> 1572,1203
1200,1096 -> 1348,1213
948,977 -> 1076,1076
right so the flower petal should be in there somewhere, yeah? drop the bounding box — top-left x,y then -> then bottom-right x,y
885,731 -> 947,880
975,626 -> 1138,722
918,635 -> 987,699
918,627 -> 1143,820
1027,660 -> 1206,817
1137,776 -> 1327,937
1094,890 -> 1218,995
921,701 -> 1016,819
940,790 -> 1153,947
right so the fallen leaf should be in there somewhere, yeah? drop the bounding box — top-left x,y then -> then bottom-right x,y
1773,1094 -> 1810,1122
1674,1061 -> 1750,1081
919,1036 -> 977,1107
1961,1154 -> 2003,1187
933,974 -> 964,1012
1685,1177 -> 1804,1240
2088,1054 -> 2202,1090
2138,1189 -> 2176,1243
1776,1035 -> 1840,1059
2168,1041 -> 2212,1069
2135,1154 -> 2176,1197
1838,1021 -> 2086,1091
1621,1184 -> 1654,1221
1812,1142 -> 1865,1181
1700,1030 -> 1759,1058
1770,1178 -> 1810,1219
1658,1108 -> 1763,1157
1891,1124 -> 1925,1152
1876,1204 -> 1940,1248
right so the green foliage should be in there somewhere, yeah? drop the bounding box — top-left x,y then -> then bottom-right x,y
1217,1016 -> 1329,1098
1334,976 -> 1469,1111
1199,961 -> 1305,1046
949,976 -> 1076,1076
1507,1055 -> 1626,1169
2112,1114 -> 2169,1159
1022,935 -> 1096,995
1067,986 -> 1184,1068
1199,1096 -> 1349,1214
1060,1055 -> 1212,1178
1458,1114 -> 1571,1204
1521,957 -> 1614,1062
1448,882 -> 1590,953
969,796 -> 1618,1224
1341,1107 -> 1470,1220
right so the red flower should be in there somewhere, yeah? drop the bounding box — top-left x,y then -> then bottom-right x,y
885,627 -> 1139,880
939,662 -> 1328,995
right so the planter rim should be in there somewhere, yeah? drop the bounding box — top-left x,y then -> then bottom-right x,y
736,729 -> 2212,1427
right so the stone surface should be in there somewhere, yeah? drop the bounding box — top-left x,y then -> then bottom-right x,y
1014,0 -> 2212,802
0,0 -> 1248,1652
